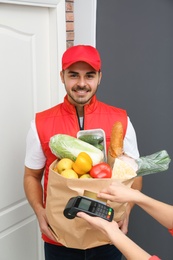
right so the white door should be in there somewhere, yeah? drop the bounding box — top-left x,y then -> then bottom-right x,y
0,1 -> 66,259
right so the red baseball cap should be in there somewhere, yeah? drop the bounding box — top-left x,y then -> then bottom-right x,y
62,45 -> 101,71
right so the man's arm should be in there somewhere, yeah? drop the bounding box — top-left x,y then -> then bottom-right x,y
130,175 -> 143,209
24,166 -> 56,241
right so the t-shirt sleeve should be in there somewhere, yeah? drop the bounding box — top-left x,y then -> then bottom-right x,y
24,120 -> 46,169
168,228 -> 173,236
123,117 -> 140,159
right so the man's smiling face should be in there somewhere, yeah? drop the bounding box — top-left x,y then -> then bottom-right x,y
60,61 -> 102,106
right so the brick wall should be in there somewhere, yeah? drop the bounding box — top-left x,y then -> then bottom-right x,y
65,0 -> 74,49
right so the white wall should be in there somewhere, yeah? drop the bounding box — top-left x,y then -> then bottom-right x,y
74,0 -> 97,46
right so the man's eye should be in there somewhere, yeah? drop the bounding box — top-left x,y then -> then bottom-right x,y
70,74 -> 78,78
86,74 -> 94,79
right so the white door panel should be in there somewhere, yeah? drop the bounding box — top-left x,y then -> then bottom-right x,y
0,1 -> 66,259
0,4 -> 51,112
1,217 -> 39,260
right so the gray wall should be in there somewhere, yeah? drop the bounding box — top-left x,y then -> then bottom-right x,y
96,1 -> 173,259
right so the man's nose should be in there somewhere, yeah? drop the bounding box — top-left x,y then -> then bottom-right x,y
77,76 -> 86,86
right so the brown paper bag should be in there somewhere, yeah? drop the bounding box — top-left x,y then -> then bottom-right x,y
46,160 -> 134,249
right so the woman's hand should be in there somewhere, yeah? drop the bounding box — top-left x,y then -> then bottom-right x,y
97,181 -> 139,203
77,212 -> 121,238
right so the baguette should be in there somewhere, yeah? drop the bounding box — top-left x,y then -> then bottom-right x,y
107,121 -> 124,169
108,121 -> 124,158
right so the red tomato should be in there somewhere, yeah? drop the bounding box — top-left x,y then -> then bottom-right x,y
90,162 -> 112,178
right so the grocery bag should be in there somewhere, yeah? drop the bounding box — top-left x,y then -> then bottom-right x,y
46,160 -> 134,249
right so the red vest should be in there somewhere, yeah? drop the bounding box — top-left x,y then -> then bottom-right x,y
36,94 -> 127,244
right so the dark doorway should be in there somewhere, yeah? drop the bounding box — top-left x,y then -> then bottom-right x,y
96,1 -> 173,259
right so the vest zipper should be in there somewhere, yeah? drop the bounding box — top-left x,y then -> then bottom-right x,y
75,107 -> 84,130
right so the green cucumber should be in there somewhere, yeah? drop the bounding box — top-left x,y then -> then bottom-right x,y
94,143 -> 104,151
78,135 -> 104,145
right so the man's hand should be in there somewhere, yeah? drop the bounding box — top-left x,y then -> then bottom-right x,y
118,203 -> 131,234
24,166 -> 56,242
36,207 -> 57,242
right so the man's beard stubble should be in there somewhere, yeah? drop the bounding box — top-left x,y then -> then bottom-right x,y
66,85 -> 99,105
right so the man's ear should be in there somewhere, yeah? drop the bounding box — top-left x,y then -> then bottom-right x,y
98,71 -> 102,85
60,70 -> 65,83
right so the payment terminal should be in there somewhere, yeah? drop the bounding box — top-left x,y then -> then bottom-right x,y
63,196 -> 114,222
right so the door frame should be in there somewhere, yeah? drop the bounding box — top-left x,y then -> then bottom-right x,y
0,0 -> 63,7
74,0 -> 97,46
